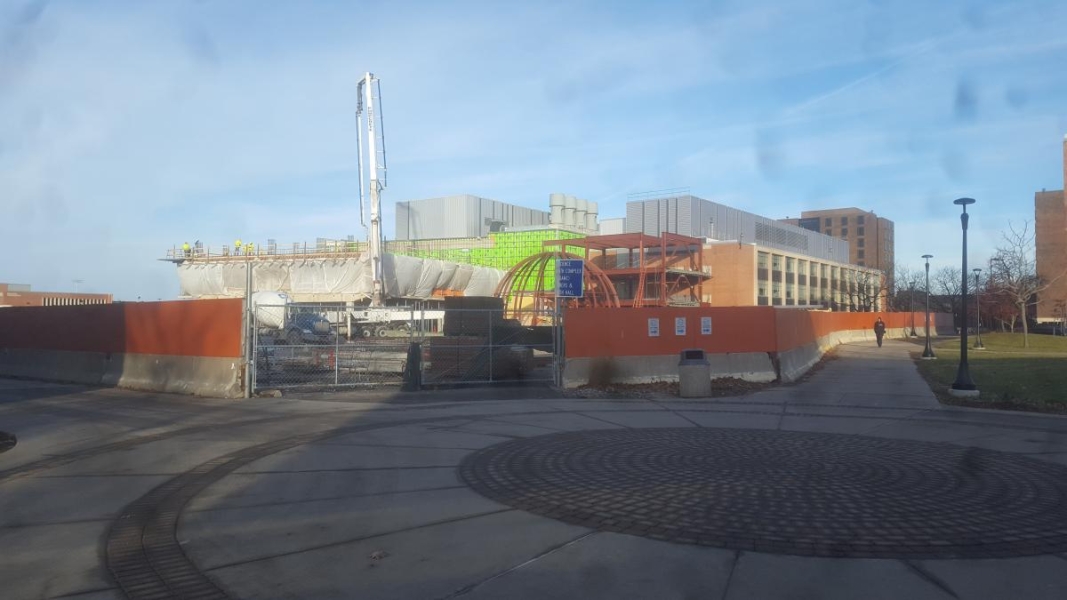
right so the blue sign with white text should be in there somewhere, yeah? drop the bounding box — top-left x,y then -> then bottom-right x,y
556,259 -> 585,298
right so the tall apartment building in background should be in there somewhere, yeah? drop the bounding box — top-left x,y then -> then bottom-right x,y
0,283 -> 113,308
781,208 -> 895,287
1034,136 -> 1067,323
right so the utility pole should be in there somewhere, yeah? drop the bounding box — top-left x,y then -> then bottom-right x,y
357,72 -> 387,307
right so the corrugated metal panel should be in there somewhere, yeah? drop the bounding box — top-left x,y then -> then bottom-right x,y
396,202 -> 410,240
643,201 -> 658,235
622,194 -> 852,263
625,202 -> 642,234
599,218 -> 625,235
679,195 -> 694,237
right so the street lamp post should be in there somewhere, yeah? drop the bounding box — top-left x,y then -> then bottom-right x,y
950,198 -> 978,396
909,283 -> 918,336
922,254 -> 936,359
973,268 -> 985,350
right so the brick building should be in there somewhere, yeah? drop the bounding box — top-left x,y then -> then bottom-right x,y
623,195 -> 884,310
0,283 -> 113,308
1035,137 -> 1067,323
781,208 -> 894,288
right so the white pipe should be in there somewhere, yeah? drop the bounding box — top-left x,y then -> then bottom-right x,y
549,193 -> 565,225
563,195 -> 576,228
574,198 -> 587,232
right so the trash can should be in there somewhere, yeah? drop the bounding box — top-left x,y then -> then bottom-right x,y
678,349 -> 711,398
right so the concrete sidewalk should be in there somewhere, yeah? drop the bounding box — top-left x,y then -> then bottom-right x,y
3,340 -> 1067,600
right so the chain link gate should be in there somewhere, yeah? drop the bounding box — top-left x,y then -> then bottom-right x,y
250,302 -> 563,393
419,305 -> 561,387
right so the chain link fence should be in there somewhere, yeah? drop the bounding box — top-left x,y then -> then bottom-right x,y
420,306 -> 559,386
251,302 -> 561,392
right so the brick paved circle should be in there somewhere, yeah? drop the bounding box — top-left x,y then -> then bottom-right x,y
458,428 -> 1067,559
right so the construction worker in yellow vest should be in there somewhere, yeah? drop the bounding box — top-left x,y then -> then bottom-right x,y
182,242 -> 191,257
245,241 -> 255,256
234,238 -> 242,256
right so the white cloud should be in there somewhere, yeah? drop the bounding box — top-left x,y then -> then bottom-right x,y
0,0 -> 1063,298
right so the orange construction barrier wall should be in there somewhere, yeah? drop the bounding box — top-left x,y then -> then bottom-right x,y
0,299 -> 243,358
565,306 -> 941,359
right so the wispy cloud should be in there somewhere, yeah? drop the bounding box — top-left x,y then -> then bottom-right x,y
0,0 -> 1064,299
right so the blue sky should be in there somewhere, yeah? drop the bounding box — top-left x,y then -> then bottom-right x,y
1,0 -> 1065,300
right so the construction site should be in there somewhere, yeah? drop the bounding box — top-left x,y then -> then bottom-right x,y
146,74 -> 892,393
1,72 -> 920,398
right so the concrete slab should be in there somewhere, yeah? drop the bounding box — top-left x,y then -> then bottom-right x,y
235,444 -> 470,474
486,412 -> 627,432
575,410 -> 698,429
189,467 -> 464,512
0,475 -> 170,524
208,509 -> 589,600
182,485 -> 506,570
677,410 -> 782,430
723,553 -> 954,600
915,556 -> 1067,600
0,521 -> 112,600
461,531 -> 736,600
320,424 -> 507,449
438,419 -> 565,439
44,439 -> 252,476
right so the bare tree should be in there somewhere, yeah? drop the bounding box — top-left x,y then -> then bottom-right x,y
890,264 -> 922,312
990,221 -> 1065,348
845,269 -> 887,312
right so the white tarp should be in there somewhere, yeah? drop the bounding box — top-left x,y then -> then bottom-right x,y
177,253 -> 504,300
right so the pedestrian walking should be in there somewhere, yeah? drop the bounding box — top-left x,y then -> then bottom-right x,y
874,317 -> 886,348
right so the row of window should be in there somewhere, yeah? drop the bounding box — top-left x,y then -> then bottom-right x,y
822,227 -> 867,237
42,297 -> 108,306
823,215 -> 866,226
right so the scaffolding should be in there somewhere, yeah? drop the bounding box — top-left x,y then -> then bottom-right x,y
542,233 -> 709,308
493,251 -> 621,325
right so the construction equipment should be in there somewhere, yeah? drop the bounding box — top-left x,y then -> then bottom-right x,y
355,72 -> 388,307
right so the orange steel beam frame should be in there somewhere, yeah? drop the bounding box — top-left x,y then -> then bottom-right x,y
543,233 -> 706,308
493,251 -> 621,326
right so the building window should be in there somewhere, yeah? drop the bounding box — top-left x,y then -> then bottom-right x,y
858,249 -> 865,259
840,216 -> 848,225
857,260 -> 865,266
824,229 -> 832,236
757,252 -> 769,270
772,280 -> 782,300
841,228 -> 848,237
857,238 -> 865,248
758,284 -> 768,298
772,255 -> 782,271
824,218 -> 831,226
786,257 -> 795,273
857,226 -> 865,236
857,215 -> 865,225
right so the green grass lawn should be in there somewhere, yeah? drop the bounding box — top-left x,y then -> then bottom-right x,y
913,332 -> 1067,412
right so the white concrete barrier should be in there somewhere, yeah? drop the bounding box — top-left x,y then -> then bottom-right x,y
0,348 -> 242,398
563,352 -> 777,389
